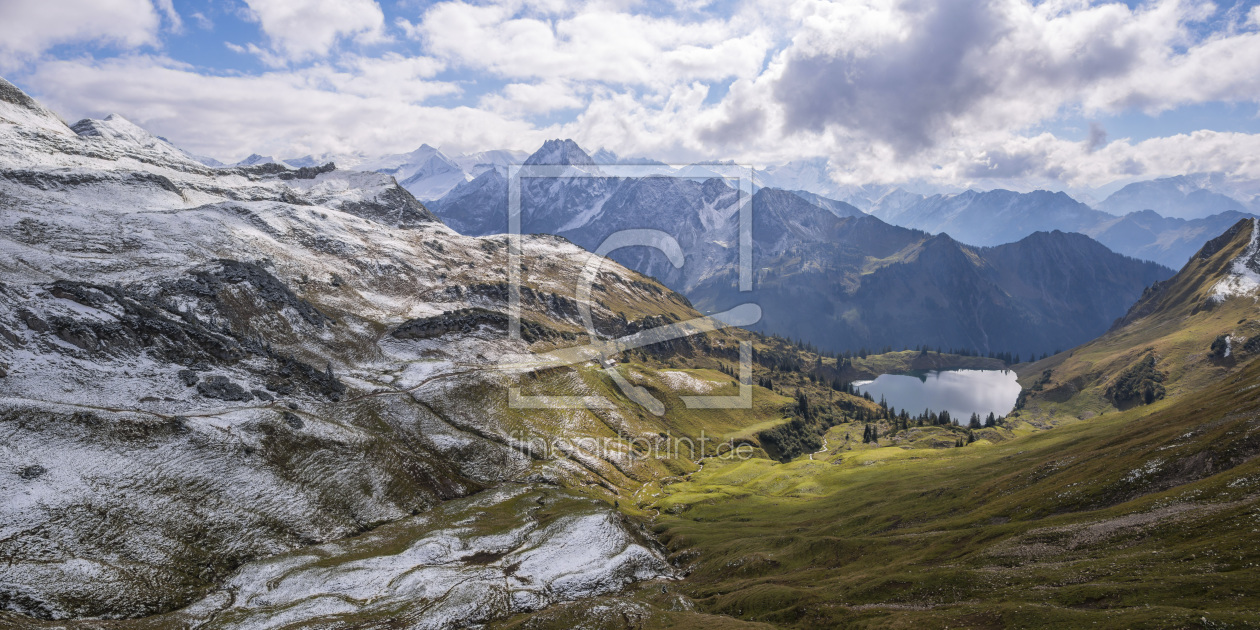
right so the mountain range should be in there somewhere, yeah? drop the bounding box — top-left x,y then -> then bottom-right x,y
868,185 -> 1258,269
197,133 -> 1260,274
694,190 -> 1172,357
422,140 -> 1173,356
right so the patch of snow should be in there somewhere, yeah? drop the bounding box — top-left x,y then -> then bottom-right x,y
658,370 -> 720,393
1124,458 -> 1164,483
166,488 -> 669,629
1211,218 -> 1260,301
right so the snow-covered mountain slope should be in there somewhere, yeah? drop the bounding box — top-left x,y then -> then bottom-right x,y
428,139 -> 751,292
155,486 -> 667,629
0,78 -> 697,625
275,145 -> 529,202
69,114 -> 198,163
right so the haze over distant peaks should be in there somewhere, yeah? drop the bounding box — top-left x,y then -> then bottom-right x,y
1099,174 -> 1259,220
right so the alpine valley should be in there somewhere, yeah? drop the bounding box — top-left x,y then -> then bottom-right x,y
2,74 -> 1260,630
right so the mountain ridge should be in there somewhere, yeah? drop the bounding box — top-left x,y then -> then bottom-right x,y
424,141 -> 1175,356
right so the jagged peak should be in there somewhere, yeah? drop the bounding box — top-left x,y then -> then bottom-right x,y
523,138 -> 596,166
591,147 -> 619,164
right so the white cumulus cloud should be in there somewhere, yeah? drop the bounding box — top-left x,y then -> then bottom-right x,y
241,0 -> 388,63
0,0 -> 162,69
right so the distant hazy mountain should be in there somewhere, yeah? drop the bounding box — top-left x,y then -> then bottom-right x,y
754,158 -> 898,210
1084,210 -> 1257,270
591,147 -> 668,166
1098,174 -> 1254,219
451,148 -> 530,177
868,188 -> 1114,247
272,145 -> 532,202
787,190 -> 865,218
867,185 -> 1257,269
424,167 -> 509,234
234,153 -> 290,167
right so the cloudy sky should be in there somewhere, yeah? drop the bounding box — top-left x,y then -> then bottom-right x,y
3,0 -> 1259,190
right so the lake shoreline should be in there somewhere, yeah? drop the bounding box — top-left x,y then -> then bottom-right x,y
855,368 -> 1022,419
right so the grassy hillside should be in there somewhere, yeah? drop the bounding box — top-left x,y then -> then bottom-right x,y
482,352 -> 1260,629
6,212 -> 1253,628
1014,218 -> 1260,427
482,221 -> 1260,629
6,319 -> 1254,628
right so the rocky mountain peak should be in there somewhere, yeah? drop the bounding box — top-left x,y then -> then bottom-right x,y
73,114 -> 164,146
523,138 -> 596,166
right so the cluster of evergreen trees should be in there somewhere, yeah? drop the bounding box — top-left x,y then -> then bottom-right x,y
758,388 -> 880,460
1106,352 -> 1166,406
954,432 -> 978,447
862,423 -> 878,443
746,337 -> 1017,460
757,382 -> 1006,460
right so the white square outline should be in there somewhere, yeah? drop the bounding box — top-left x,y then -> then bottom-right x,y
507,163 -> 755,411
